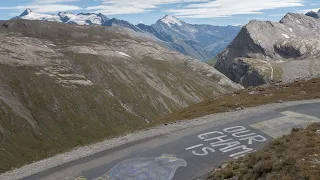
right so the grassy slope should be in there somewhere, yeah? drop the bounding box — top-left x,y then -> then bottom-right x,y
207,123 -> 320,180
159,78 -> 320,123
0,65 -> 145,172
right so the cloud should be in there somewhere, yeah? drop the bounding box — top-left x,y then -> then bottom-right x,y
166,0 -> 304,18
0,5 -> 82,13
87,0 -> 209,15
0,0 -> 82,13
269,14 -> 287,17
297,8 -> 320,13
33,0 -> 79,4
87,0 -> 304,17
0,0 -> 306,18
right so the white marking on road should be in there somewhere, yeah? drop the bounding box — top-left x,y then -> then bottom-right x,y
239,135 -> 267,145
185,144 -> 204,150
92,154 -> 187,180
251,111 -> 320,138
185,126 -> 267,158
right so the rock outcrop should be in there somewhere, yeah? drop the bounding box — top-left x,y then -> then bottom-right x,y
215,12 -> 320,87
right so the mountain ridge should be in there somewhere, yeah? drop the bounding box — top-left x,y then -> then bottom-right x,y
305,9 -> 320,18
15,9 -> 241,61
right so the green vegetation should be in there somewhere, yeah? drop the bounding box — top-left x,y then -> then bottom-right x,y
207,123 -> 320,180
206,56 -> 218,65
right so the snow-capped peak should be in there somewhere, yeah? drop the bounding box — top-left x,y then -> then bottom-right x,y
19,8 -> 33,17
160,15 -> 182,27
16,9 -> 109,25
18,8 -> 62,22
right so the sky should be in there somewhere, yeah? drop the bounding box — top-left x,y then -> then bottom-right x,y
0,0 -> 319,26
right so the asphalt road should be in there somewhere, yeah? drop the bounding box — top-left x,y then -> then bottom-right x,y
22,102 -> 320,180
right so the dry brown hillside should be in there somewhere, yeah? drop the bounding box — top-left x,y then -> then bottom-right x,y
206,123 -> 320,180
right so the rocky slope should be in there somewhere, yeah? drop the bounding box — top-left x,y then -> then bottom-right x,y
215,11 -> 320,87
0,19 -> 241,172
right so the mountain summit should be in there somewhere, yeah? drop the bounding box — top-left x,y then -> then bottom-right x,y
305,9 -> 320,19
152,16 -> 241,61
160,15 -> 183,27
19,8 -> 32,17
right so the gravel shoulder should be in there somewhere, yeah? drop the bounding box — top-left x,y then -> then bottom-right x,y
1,99 -> 320,180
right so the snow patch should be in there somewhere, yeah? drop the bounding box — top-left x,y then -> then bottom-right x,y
59,12 -> 105,25
47,44 -> 56,47
161,15 -> 182,27
20,12 -> 62,22
117,51 -> 131,58
282,34 -> 290,39
18,9 -> 108,25
289,28 -> 293,32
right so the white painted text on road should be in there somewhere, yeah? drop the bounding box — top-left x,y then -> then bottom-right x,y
185,126 -> 267,158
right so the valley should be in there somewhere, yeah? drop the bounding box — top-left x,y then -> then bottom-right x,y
0,6 -> 320,180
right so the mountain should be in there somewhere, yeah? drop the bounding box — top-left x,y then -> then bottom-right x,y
151,15 -> 241,61
15,9 -> 240,62
215,11 -> 320,87
0,19 -> 242,172
58,12 -> 109,25
305,9 -> 320,19
17,8 -> 109,25
17,8 -> 63,22
137,23 -> 174,42
103,18 -> 142,32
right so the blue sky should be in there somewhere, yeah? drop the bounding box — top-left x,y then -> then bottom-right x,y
0,0 -> 319,26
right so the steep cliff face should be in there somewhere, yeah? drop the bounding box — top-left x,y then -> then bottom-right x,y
215,12 -> 320,87
0,19 -> 242,172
